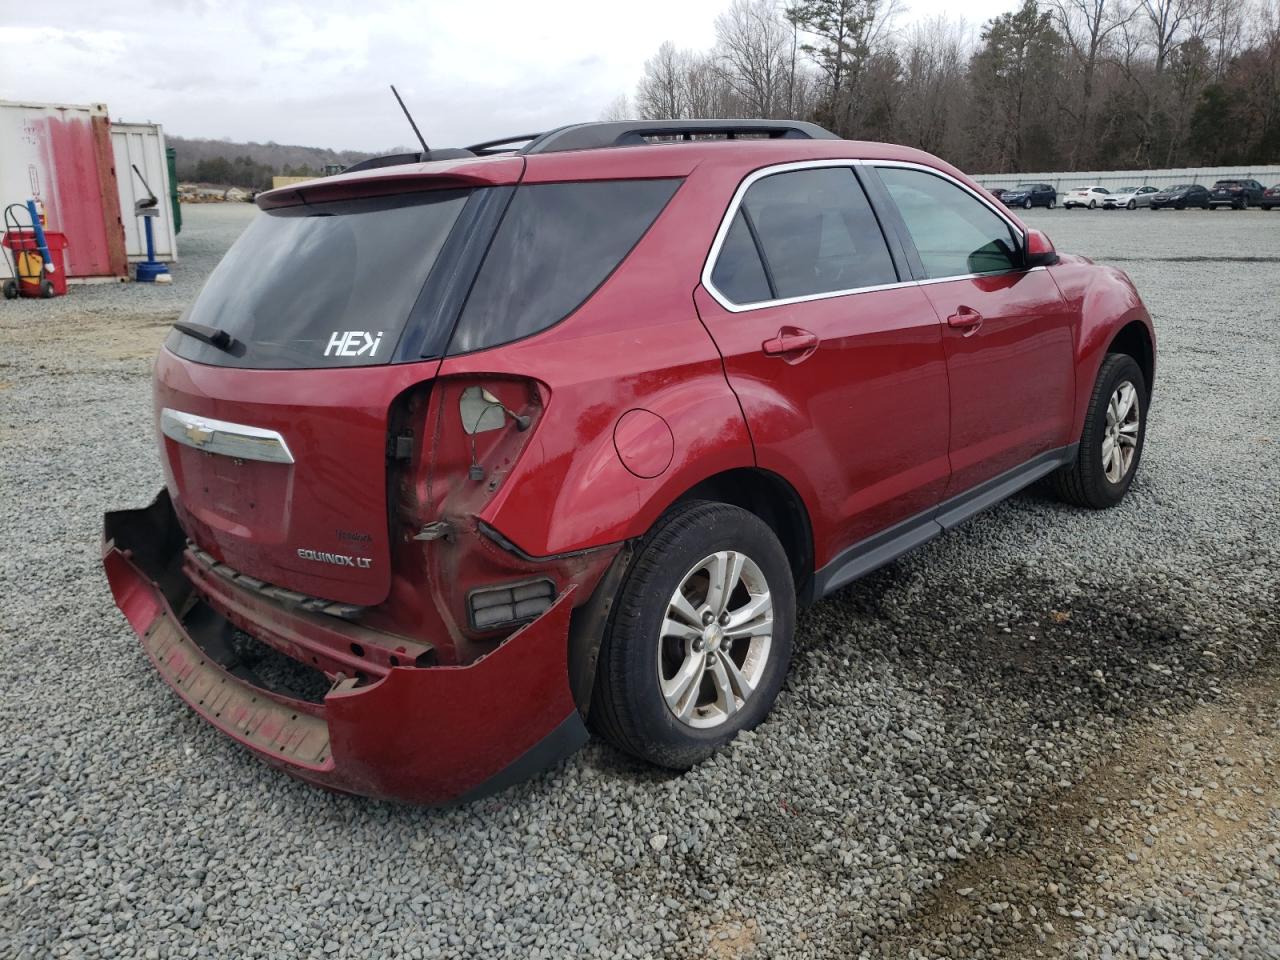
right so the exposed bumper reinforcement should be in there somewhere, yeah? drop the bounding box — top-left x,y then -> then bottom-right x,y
103,491 -> 588,805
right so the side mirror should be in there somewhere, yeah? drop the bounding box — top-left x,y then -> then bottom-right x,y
1024,228 -> 1058,268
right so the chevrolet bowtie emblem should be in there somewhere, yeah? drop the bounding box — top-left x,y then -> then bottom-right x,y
184,423 -> 214,446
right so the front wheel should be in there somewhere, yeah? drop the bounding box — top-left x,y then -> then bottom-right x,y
1051,353 -> 1147,509
592,500 -> 795,769
1127,200 -> 1136,210
2,279 -> 17,300
1023,198 -> 1032,209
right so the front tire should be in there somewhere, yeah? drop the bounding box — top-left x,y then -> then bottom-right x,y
1127,200 -> 1136,210
1024,198 -> 1032,209
592,500 -> 795,769
1051,353 -> 1147,509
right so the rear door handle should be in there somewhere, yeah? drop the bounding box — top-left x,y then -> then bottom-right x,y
762,326 -> 819,362
947,306 -> 983,336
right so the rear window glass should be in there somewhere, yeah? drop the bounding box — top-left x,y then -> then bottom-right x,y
448,178 -> 680,355
167,190 -> 469,369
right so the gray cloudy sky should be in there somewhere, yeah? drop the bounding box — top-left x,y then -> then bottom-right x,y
5,0 -> 1013,152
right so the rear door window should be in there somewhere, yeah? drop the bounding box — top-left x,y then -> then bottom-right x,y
876,167 -> 1020,279
723,167 -> 897,302
167,190 -> 470,369
447,178 -> 680,355
709,211 -> 772,304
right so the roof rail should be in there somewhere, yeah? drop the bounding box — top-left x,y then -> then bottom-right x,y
340,119 -> 839,174
521,119 -> 839,155
465,133 -> 545,156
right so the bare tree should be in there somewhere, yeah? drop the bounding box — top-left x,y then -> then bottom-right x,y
599,94 -> 635,121
1141,0 -> 1191,72
895,17 -> 972,155
715,0 -> 794,116
637,42 -> 692,118
1044,0 -> 1136,165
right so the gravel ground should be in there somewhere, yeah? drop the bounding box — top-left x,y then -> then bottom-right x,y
1,203 -> 1278,959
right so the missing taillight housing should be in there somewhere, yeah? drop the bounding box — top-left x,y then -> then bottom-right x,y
468,579 -> 556,630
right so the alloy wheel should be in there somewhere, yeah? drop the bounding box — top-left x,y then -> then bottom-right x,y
1102,380 -> 1140,484
658,550 -> 773,729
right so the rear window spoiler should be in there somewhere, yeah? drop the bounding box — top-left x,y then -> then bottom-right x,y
257,156 -> 525,210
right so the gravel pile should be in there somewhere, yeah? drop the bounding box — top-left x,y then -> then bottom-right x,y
1,204 -> 1277,959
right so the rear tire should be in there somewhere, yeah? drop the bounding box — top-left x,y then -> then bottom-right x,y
1089,199 -> 1097,209
39,279 -> 54,299
1051,353 -> 1147,509
592,500 -> 795,769
2,279 -> 17,300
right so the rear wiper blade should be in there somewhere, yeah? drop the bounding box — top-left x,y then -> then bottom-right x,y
172,321 -> 241,354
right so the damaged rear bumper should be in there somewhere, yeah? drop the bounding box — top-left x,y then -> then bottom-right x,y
102,491 -> 588,805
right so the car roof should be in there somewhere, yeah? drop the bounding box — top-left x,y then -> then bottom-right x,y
259,135 -> 965,208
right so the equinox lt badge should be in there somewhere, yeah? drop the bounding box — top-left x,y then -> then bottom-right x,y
297,548 -> 373,569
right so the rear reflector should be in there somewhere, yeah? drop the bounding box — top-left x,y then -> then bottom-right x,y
468,579 -> 556,630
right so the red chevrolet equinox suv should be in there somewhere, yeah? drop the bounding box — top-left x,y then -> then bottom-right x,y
104,120 -> 1155,804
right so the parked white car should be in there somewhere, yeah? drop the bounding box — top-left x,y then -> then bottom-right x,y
1103,186 -> 1160,210
1063,185 -> 1111,209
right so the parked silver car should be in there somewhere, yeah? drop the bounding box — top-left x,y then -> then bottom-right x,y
1103,186 -> 1160,210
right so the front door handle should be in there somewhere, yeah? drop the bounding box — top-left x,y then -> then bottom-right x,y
947,306 -> 983,336
762,326 -> 819,363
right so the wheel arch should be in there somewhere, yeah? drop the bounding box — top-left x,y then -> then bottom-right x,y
677,467 -> 815,598
1106,319 -> 1155,398
567,466 -> 815,716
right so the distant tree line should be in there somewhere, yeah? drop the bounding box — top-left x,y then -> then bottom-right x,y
611,0 -> 1280,172
170,136 -> 382,189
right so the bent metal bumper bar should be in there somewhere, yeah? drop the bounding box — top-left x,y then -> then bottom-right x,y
102,491 -> 588,805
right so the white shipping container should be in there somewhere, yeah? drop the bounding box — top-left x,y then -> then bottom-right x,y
111,122 -> 178,263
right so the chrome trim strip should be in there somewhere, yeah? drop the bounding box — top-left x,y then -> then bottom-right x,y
700,157 -> 1032,314
160,408 -> 295,464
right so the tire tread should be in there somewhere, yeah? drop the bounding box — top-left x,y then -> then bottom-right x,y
1051,352 -> 1146,508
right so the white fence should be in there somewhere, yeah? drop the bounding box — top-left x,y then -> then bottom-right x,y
974,165 -> 1280,192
